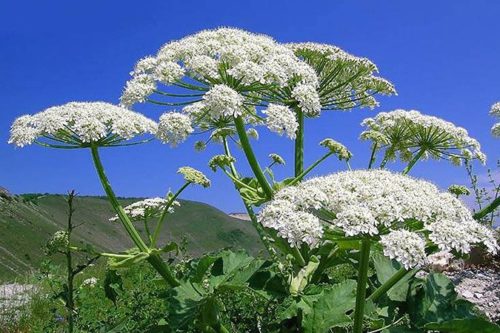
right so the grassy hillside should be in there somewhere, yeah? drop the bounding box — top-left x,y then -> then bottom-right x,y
0,194 -> 262,281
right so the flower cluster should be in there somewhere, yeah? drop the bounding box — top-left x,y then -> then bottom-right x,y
121,28 -> 318,105
263,104 -> 298,139
490,102 -> 500,137
447,184 -> 470,197
9,102 -> 157,148
81,277 -> 98,288
380,230 -> 427,269
178,166 -> 211,187
258,170 -> 498,268
288,43 -> 396,111
361,110 -> 486,165
46,231 -> 69,255
269,153 -> 285,166
209,155 -> 236,171
157,112 -> 194,146
110,198 -> 179,222
120,28 -> 324,143
319,138 -> 352,160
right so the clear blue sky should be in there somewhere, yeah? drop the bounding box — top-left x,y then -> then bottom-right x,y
1,0 -> 499,213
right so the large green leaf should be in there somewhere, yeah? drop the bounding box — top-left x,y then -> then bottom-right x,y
209,249 -> 263,288
301,280 -> 357,333
168,280 -> 206,328
168,250 -> 264,330
372,252 -> 414,302
407,273 -> 498,332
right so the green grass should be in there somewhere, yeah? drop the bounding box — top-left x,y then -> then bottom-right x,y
0,194 -> 262,281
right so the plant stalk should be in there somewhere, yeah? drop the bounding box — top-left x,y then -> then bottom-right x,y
89,145 -> 179,287
234,116 -> 273,199
402,149 -> 426,174
473,196 -> 500,220
151,181 -> 191,247
353,239 -> 371,333
367,267 -> 410,302
223,137 -> 273,256
294,107 -> 304,177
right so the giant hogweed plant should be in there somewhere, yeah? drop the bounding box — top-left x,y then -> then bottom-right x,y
9,28 -> 500,332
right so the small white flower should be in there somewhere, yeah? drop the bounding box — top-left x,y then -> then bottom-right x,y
380,230 -> 427,269
81,277 -> 98,288
291,84 -> 321,116
120,74 -> 157,107
178,166 -> 211,188
258,170 -> 498,265
263,104 -> 298,139
110,197 -> 178,222
361,110 -> 486,164
9,102 -> 157,148
203,84 -> 244,119
157,112 -> 193,146
490,102 -> 500,137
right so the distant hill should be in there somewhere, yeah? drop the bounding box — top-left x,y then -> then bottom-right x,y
0,194 -> 262,281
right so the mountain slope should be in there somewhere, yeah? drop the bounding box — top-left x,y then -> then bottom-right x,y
0,194 -> 262,281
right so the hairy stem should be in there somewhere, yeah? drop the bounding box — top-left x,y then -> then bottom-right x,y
353,239 -> 371,333
234,116 -> 273,199
90,145 -> 179,287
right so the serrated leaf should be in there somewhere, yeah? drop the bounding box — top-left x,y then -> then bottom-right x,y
302,280 -> 357,333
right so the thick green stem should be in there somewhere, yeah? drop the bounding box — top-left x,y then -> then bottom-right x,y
473,196 -> 500,220
353,239 -> 371,333
234,117 -> 273,199
291,247 -> 306,267
402,149 -> 426,175
90,145 -> 179,287
151,182 -> 191,247
294,107 -> 304,177
367,267 -> 410,302
223,137 -> 273,256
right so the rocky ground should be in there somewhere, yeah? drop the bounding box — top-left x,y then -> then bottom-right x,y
446,268 -> 500,322
0,283 -> 35,323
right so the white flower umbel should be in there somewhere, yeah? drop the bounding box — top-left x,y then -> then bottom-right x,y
109,197 -> 178,223
202,84 -> 244,119
121,28 -> 318,107
81,277 -> 98,288
288,43 -> 396,111
259,199 -> 323,248
157,112 -> 194,146
361,110 -> 486,165
263,104 -> 298,139
9,102 -> 157,148
258,170 -> 498,267
490,102 -> 500,137
291,84 -> 321,116
380,230 -> 427,269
